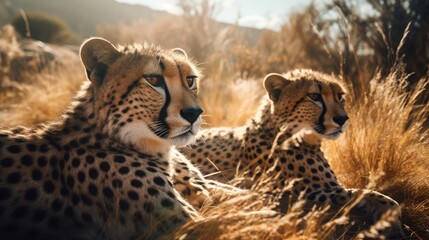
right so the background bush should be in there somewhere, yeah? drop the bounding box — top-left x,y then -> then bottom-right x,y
12,12 -> 76,44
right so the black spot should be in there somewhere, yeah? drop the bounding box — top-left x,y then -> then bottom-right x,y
128,191 -> 139,200
81,212 -> 93,223
67,176 -> 75,188
79,136 -> 91,145
24,188 -> 38,201
298,166 -> 305,173
312,176 -> 320,181
88,184 -> 98,196
295,154 -> 304,160
43,181 -> 55,194
85,155 -> 95,164
77,171 -> 86,183
89,168 -> 99,179
12,205 -> 28,218
51,199 -> 63,212
76,148 -> 86,156
32,169 -> 42,180
20,155 -> 33,166
147,188 -> 159,196
131,162 -> 141,167
7,145 -> 21,153
287,164 -> 294,170
7,172 -> 21,184
119,166 -> 129,175
1,158 -> 14,167
135,170 -> 146,178
319,195 -> 327,202
63,153 -> 70,162
71,194 -> 80,205
103,187 -> 114,198
147,167 -> 157,173
72,158 -> 81,168
280,157 -> 287,163
131,179 -> 143,188
161,198 -> 173,209
119,200 -> 129,211
26,143 -> 37,152
114,155 -> 126,163
32,209 -> 47,222
100,162 -> 110,172
37,156 -> 48,167
81,194 -> 93,206
50,156 -> 58,167
306,158 -> 315,165
39,144 -> 49,153
153,177 -> 165,186
286,150 -> 294,155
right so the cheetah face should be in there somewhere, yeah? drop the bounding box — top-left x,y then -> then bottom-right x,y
80,38 -> 202,151
264,70 -> 348,140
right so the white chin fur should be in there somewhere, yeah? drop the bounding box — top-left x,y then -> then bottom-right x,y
167,132 -> 194,147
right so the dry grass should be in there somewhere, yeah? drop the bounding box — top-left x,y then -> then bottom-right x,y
1,24 -> 428,240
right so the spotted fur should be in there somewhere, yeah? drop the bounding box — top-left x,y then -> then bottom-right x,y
182,69 -> 403,237
0,37 -> 207,239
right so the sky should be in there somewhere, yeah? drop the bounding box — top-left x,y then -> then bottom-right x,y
116,0 -> 324,30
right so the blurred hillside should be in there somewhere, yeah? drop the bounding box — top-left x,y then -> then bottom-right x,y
0,0 -> 167,38
0,0 -> 262,45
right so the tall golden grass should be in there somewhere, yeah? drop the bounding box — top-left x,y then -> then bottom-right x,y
1,6 -> 428,239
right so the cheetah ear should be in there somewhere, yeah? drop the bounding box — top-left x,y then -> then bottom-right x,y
263,73 -> 291,103
172,48 -> 188,59
80,37 -> 122,85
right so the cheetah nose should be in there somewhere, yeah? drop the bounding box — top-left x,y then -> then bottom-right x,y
180,107 -> 203,124
333,115 -> 349,126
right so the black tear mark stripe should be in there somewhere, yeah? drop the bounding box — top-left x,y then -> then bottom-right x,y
291,96 -> 306,114
317,83 -> 326,133
154,59 -> 171,138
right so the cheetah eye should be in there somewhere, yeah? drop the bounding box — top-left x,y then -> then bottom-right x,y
143,74 -> 163,87
338,93 -> 345,102
307,93 -> 322,102
186,76 -> 197,89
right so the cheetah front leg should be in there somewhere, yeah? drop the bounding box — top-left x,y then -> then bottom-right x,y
343,188 -> 405,239
171,149 -> 243,208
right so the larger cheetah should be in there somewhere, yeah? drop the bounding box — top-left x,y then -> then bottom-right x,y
0,37 -> 206,239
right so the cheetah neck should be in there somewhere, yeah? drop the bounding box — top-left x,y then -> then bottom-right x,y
241,98 -> 279,159
40,82 -> 123,151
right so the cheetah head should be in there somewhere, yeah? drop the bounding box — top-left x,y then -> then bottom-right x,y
80,37 -> 202,152
264,69 -> 348,140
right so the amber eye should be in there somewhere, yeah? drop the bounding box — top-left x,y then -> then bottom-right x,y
143,75 -> 162,87
186,76 -> 197,89
308,93 -> 322,102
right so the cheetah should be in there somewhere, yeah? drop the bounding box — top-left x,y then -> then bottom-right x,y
0,37 -> 208,239
182,69 -> 349,181
182,69 -> 403,236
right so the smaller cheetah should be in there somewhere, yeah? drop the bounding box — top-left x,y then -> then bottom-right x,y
182,69 -> 404,237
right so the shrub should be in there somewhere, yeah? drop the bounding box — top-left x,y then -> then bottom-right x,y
11,12 -> 75,44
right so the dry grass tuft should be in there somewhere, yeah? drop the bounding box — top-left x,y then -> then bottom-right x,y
323,64 -> 429,238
